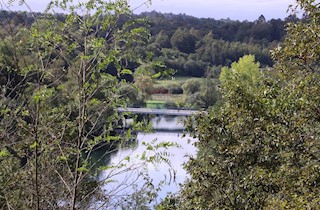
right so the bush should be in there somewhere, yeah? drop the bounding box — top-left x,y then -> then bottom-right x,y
181,78 -> 201,95
164,101 -> 178,108
169,86 -> 183,94
151,87 -> 169,94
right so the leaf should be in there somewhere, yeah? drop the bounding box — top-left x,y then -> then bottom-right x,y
0,149 -> 10,157
98,165 -> 115,171
94,135 -> 102,142
77,167 -> 89,172
151,72 -> 161,79
146,145 -> 153,150
141,151 -> 146,160
124,156 -> 130,162
57,156 -> 68,161
106,136 -> 120,141
30,141 -> 37,150
121,69 -> 132,75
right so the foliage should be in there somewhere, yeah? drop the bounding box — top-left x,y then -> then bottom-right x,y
168,85 -> 183,94
220,54 -> 261,89
118,81 -> 145,107
134,75 -> 154,95
0,6 -> 294,79
170,27 -> 196,54
137,11 -> 288,77
272,0 -> 320,76
181,78 -> 220,109
0,0 -> 176,209
154,30 -> 171,48
159,1 -> 320,209
181,78 -> 202,95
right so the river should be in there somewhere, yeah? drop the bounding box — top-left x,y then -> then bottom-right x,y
92,115 -> 197,209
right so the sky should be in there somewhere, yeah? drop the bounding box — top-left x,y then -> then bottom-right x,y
2,0 -> 298,21
131,0 -> 298,21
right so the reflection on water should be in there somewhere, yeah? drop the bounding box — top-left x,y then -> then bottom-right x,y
91,116 -> 197,208
152,115 -> 186,131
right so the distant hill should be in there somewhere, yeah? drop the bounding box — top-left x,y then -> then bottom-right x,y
0,9 -> 300,78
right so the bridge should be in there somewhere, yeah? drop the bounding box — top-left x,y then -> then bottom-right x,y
117,107 -> 201,116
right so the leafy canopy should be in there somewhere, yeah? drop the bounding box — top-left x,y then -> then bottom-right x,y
158,0 -> 320,209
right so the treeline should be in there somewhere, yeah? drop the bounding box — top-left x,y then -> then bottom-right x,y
0,10 -> 301,78
134,11 -> 300,77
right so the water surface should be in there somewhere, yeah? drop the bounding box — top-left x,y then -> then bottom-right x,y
96,116 -> 197,207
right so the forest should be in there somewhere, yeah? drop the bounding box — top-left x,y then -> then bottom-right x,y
0,4 -> 296,110
136,11 -> 289,77
0,0 -> 320,209
0,6 -> 295,78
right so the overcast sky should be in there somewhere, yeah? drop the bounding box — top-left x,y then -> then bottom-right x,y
2,0 -> 298,21
131,0 -> 298,20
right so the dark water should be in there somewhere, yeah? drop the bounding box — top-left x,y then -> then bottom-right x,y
93,116 -> 197,208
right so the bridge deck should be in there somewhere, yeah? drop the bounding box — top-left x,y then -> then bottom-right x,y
117,107 -> 200,116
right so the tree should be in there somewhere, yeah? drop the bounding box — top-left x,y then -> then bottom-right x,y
0,0 -> 175,209
272,0 -> 320,75
183,59 -> 206,77
159,1 -> 320,209
118,81 -> 145,107
198,78 -> 220,109
155,30 -> 171,48
181,78 -> 201,95
220,54 -> 261,88
255,14 -> 266,24
269,18 -> 285,41
170,27 -> 197,54
181,78 -> 220,109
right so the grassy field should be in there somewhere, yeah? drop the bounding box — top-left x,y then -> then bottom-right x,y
145,100 -> 167,109
151,77 -> 191,106
148,77 -> 210,108
150,94 -> 184,104
153,77 -> 204,88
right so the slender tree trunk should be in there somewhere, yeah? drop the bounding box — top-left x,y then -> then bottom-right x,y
71,27 -> 88,210
35,101 -> 40,210
35,63 -> 41,210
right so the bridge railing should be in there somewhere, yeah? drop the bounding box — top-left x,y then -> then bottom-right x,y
117,107 -> 201,116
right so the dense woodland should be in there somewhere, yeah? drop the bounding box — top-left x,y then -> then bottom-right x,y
0,8 -> 297,79
136,11 -> 295,78
137,11 -> 291,77
0,7 -> 297,110
1,0 -> 320,209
